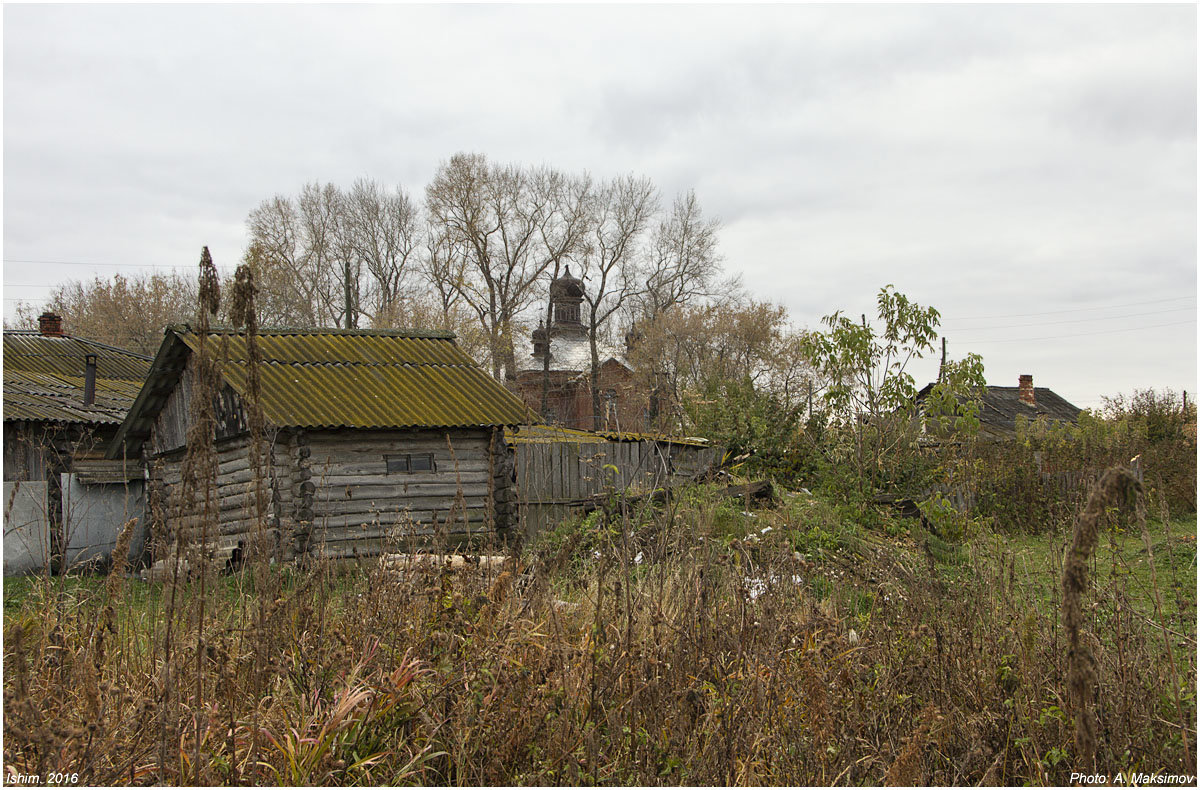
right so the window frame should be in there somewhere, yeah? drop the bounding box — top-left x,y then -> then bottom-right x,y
385,453 -> 437,474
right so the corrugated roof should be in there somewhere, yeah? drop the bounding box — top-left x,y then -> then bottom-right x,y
111,325 -> 538,455
5,331 -> 153,380
508,423 -> 710,447
3,332 -> 152,425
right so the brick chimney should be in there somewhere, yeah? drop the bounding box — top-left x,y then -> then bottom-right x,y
37,312 -> 63,337
1018,374 -> 1036,407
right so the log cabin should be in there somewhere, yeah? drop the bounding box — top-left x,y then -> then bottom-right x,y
108,325 -> 537,567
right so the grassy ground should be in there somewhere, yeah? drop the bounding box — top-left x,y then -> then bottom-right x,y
994,516 -> 1197,623
3,484 -> 1196,785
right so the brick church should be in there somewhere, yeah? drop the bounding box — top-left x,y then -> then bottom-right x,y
513,268 -> 646,432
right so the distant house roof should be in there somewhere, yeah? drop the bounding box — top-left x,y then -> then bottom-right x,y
111,325 -> 539,456
916,379 -> 1082,438
3,330 -> 152,426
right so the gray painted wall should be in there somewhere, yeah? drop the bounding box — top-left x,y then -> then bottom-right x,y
63,474 -> 146,569
2,477 -> 147,576
3,481 -> 49,576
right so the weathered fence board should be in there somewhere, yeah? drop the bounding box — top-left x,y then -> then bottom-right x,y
513,437 -> 720,537
62,474 -> 146,570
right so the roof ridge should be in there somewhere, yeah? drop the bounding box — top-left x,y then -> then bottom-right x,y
228,359 -> 478,367
3,331 -> 154,361
170,323 -> 456,340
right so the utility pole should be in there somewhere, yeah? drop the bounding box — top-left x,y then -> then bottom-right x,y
939,337 -> 947,382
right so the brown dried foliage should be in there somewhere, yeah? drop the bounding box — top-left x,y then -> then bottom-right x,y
3,480 -> 1194,785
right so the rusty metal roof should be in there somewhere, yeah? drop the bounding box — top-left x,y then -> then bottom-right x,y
110,325 -> 539,456
3,332 -> 151,425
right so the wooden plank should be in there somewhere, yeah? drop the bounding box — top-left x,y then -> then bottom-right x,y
311,472 -> 489,488
313,482 -> 492,500
301,459 -> 490,477
313,497 -> 489,517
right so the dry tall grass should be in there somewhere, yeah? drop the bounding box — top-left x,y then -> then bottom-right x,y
3,478 -> 1194,786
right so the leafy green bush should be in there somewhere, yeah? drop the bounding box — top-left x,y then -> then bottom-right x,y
684,376 -> 817,484
967,390 -> 1196,533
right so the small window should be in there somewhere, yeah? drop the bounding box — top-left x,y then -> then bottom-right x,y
386,453 -> 436,474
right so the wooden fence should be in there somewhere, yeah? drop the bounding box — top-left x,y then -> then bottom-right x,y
511,434 -> 720,538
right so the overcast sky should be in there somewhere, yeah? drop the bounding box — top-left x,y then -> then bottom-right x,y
4,4 -> 1195,409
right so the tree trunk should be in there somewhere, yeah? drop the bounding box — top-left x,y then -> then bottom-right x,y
343,260 -> 357,329
590,329 -> 603,431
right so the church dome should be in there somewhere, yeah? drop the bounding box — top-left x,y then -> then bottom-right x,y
549,265 -> 585,299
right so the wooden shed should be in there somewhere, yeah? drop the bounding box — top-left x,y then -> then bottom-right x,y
109,325 -> 537,566
3,313 -> 151,574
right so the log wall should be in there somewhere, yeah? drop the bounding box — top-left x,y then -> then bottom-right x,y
298,428 -> 509,559
149,432 -> 282,567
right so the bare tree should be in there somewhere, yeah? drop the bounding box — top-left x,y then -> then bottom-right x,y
417,222 -> 468,323
640,189 -> 726,321
296,182 -> 358,328
426,153 -> 582,381
634,189 -> 729,422
535,168 -> 595,414
245,195 -> 322,326
575,174 -> 659,429
343,178 -> 421,325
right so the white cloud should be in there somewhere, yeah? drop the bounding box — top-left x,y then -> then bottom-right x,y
3,4 -> 1194,405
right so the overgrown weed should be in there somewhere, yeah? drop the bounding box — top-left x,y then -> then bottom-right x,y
4,480 -> 1194,785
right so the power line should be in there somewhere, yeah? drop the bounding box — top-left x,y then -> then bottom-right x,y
946,306 -> 1196,332
963,318 -> 1196,344
4,259 -> 235,268
943,295 -> 1195,321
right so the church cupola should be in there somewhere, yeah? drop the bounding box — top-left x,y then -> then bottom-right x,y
548,266 -> 586,337
531,320 -> 549,359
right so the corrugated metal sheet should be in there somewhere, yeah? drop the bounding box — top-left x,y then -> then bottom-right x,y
174,326 -> 537,429
4,333 -> 151,425
507,423 -> 711,447
4,332 -> 152,380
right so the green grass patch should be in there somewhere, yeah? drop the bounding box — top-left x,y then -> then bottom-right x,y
983,515 -> 1197,627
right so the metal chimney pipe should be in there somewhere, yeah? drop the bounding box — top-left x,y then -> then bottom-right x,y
83,354 -> 97,406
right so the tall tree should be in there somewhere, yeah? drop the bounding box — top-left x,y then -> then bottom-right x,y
244,194 -> 322,326
575,174 -> 659,429
10,271 -> 198,355
634,189 -> 729,422
296,181 -> 358,328
639,189 -> 726,321
426,153 -> 587,380
342,178 -> 421,325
